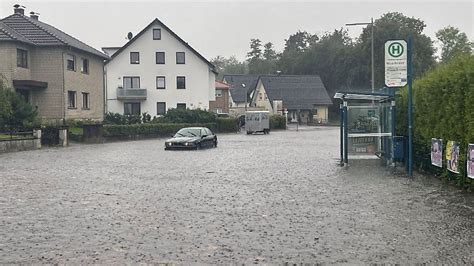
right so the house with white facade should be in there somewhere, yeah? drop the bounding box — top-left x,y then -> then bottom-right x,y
104,18 -> 217,116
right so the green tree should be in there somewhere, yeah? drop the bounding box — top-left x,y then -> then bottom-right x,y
436,26 -> 473,63
263,42 -> 277,61
278,31 -> 318,74
0,77 -> 37,131
247,38 -> 263,60
357,12 -> 436,89
211,56 -> 248,79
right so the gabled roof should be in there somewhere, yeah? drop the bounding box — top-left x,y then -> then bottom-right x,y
259,75 -> 333,109
222,74 -> 260,103
108,18 -> 216,73
0,13 -> 108,59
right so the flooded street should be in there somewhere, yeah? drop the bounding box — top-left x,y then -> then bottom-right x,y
0,127 -> 472,264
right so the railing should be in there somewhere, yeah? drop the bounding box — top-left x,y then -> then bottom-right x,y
116,87 -> 147,100
0,131 -> 35,142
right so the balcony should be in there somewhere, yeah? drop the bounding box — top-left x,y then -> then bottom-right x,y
116,87 -> 147,100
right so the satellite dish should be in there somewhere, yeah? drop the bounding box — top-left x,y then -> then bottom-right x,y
127,32 -> 133,40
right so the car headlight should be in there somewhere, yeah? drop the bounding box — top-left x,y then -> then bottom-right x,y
185,142 -> 195,146
165,142 -> 171,146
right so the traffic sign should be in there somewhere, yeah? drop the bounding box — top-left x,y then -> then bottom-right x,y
385,40 -> 407,87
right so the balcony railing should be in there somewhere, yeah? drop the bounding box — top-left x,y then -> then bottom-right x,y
116,87 -> 147,100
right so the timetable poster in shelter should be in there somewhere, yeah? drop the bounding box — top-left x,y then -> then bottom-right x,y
446,141 -> 460,174
468,144 -> 474,179
431,138 -> 443,167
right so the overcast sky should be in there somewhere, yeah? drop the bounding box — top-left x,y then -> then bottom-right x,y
1,0 -> 472,60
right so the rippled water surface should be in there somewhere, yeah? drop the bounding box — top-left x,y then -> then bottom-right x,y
0,127 -> 472,264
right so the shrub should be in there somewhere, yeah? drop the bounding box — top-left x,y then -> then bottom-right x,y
270,115 -> 287,129
103,123 -> 218,138
397,54 -> 474,188
160,108 -> 217,124
217,117 -> 238,132
0,78 -> 38,131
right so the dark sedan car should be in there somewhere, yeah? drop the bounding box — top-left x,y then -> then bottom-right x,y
165,127 -> 217,150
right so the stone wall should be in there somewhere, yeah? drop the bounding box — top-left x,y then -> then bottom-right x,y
0,130 -> 41,153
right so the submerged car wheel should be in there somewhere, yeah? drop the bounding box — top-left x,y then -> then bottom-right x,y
214,139 -> 218,147
196,143 -> 202,150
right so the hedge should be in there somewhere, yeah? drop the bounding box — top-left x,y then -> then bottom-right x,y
270,115 -> 287,130
396,54 -> 474,188
216,117 -> 239,132
103,123 -> 218,137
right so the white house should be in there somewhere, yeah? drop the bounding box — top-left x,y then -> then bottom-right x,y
104,18 -> 217,116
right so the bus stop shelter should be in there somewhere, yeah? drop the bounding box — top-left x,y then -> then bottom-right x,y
334,91 -> 400,166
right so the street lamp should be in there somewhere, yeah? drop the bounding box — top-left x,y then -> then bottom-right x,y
346,18 -> 375,94
242,83 -> 247,111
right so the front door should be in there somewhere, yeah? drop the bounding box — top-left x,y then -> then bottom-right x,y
16,89 -> 30,103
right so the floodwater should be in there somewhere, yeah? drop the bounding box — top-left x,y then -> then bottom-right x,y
0,126 -> 472,264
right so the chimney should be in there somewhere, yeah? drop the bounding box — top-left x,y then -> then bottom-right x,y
13,4 -> 25,15
29,11 -> 39,20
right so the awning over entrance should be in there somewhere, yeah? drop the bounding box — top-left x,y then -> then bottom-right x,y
13,80 -> 48,90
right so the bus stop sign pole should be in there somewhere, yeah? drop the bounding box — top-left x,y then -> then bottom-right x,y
407,36 -> 413,177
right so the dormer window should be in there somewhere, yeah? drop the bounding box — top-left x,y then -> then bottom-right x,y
153,29 -> 161,40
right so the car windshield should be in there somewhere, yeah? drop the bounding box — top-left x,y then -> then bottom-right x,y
174,128 -> 201,137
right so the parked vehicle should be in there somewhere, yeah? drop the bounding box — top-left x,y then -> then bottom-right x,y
165,127 -> 217,150
245,111 -> 270,134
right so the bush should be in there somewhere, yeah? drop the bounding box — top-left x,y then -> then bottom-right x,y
270,115 -> 287,129
103,123 -> 218,138
217,117 -> 239,132
397,54 -> 474,188
0,78 -> 38,131
160,108 -> 217,124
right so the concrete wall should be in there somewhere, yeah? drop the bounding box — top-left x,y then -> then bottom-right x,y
0,130 -> 41,153
105,20 -> 215,115
30,47 -> 65,119
209,88 -> 229,113
63,48 -> 105,121
314,106 -> 328,122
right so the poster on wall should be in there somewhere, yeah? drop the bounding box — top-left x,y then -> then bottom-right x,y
468,144 -> 474,179
446,141 -> 460,174
431,138 -> 443,167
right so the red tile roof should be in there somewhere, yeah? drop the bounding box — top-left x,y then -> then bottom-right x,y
215,80 -> 230,89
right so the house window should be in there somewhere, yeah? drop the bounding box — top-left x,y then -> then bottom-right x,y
82,92 -> 90,109
259,93 -> 263,100
215,89 -> 223,97
130,52 -> 140,64
156,52 -> 165,64
66,54 -> 76,71
157,102 -> 166,115
123,76 -> 140,89
176,52 -> 185,64
177,76 -> 186,89
124,102 -> 141,115
68,91 -> 76,108
81,58 -> 89,74
177,103 -> 186,110
16,49 -> 28,68
215,108 -> 223,114
153,29 -> 161,40
156,76 -> 166,89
